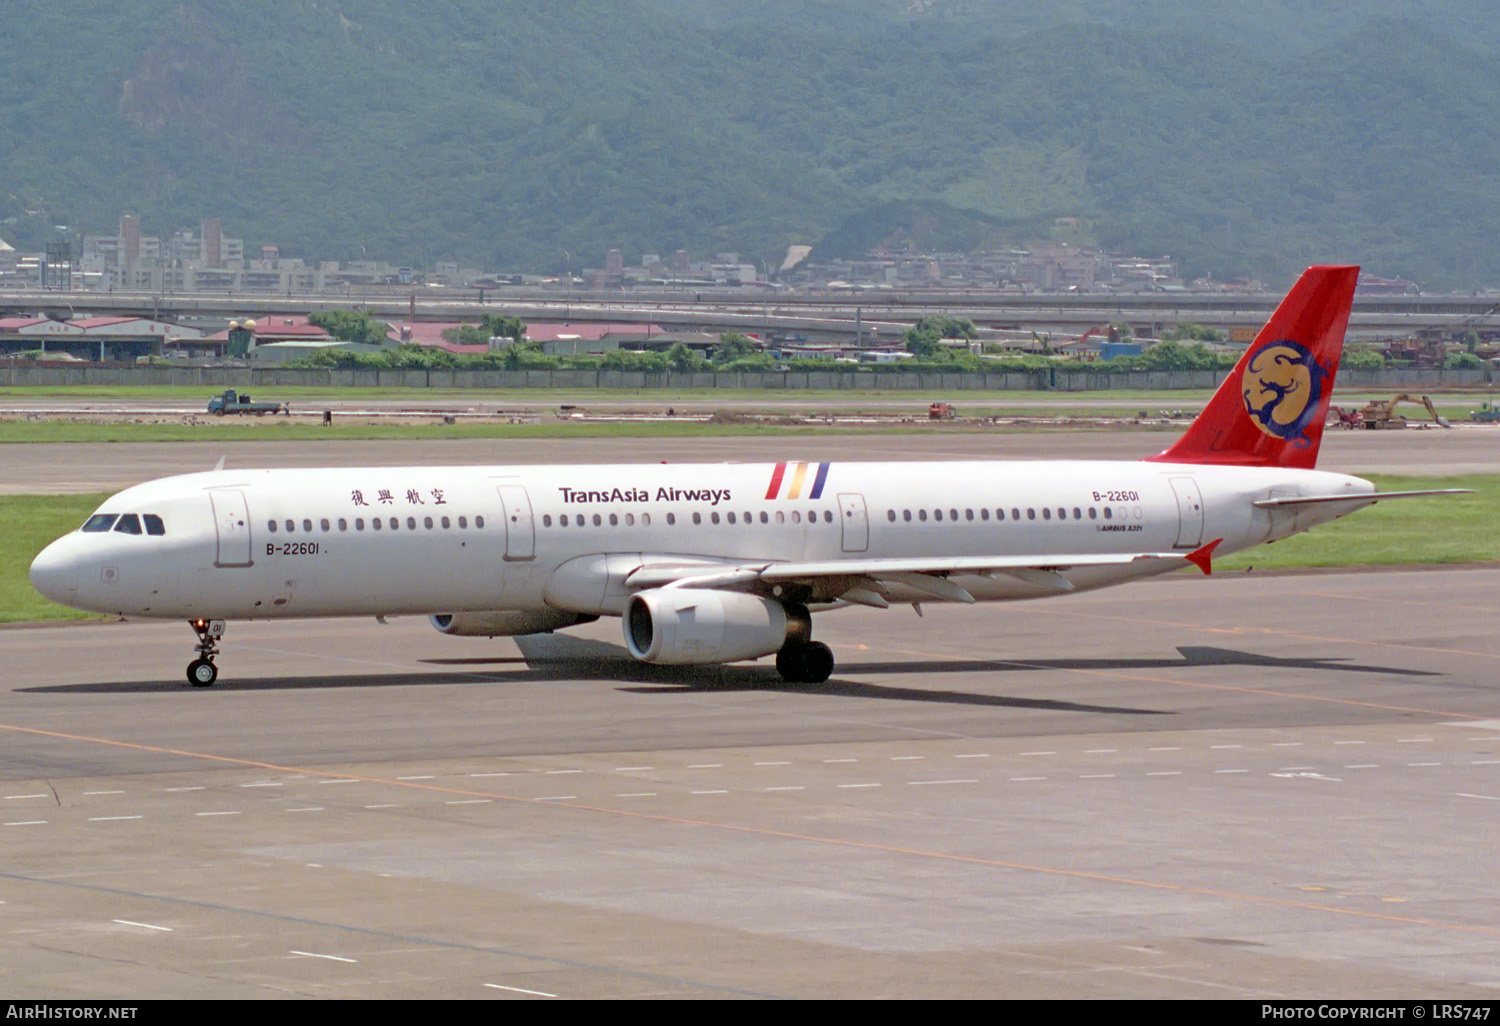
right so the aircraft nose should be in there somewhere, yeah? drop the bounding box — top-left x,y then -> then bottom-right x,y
29,539 -> 79,607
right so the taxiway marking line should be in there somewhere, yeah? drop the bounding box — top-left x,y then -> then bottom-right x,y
3,720 -> 1496,940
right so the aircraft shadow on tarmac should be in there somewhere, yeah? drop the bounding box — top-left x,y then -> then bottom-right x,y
23,640 -> 1436,708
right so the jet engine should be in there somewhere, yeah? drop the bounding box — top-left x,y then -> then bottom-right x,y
624,588 -> 809,665
429,610 -> 597,637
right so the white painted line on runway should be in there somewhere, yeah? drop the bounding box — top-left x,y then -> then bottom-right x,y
397,775 -> 435,780
534,795 -> 577,801
1455,792 -> 1500,802
469,772 -> 510,778
113,919 -> 171,932
1210,745 -> 1243,749
1080,774 -> 1117,779
687,763 -> 722,769
1472,759 -> 1500,765
1085,749 -> 1116,754
766,786 -> 804,792
908,779 -> 977,786
756,761 -> 792,766
614,766 -> 653,772
954,753 -> 990,759
1398,738 -> 1434,743
1009,777 -> 1045,782
1147,771 -> 1182,777
545,769 -> 582,775
1272,743 -> 1304,747
88,816 -> 142,821
4,820 -> 47,826
163,786 -> 205,792
838,783 -> 880,789
318,779 -> 359,785
4,794 -> 49,800
616,792 -> 656,798
1345,764 -> 1379,770
286,807 -> 324,813
446,799 -> 492,805
363,804 -> 403,809
484,983 -> 557,998
823,758 -> 857,763
690,790 -> 728,795
1408,762 -> 1440,767
291,950 -> 357,963
83,790 -> 124,795
891,756 -> 925,761
1278,766 -> 1315,771
1022,751 -> 1055,756
195,811 -> 240,817
1215,769 -> 1250,774
240,782 -> 283,788
1335,741 -> 1366,746
1149,747 -> 1181,752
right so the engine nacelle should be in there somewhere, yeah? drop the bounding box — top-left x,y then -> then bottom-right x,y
624,589 -> 808,665
429,610 -> 596,637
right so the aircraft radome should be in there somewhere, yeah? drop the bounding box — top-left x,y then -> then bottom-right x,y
29,266 -> 1465,687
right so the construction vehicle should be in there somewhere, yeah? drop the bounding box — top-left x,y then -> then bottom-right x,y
207,389 -> 289,416
1329,405 -> 1364,429
928,402 -> 954,420
1356,393 -> 1450,430
1470,401 -> 1500,423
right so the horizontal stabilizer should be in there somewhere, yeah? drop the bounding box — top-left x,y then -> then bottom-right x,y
1252,489 -> 1472,509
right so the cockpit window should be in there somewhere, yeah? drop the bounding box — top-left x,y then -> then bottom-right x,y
81,514 -> 119,533
113,514 -> 142,535
143,515 -> 165,536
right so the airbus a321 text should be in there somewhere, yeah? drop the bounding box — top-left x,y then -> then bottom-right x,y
30,266 -> 1465,687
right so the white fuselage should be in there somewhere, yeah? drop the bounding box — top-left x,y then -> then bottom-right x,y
30,459 -> 1374,622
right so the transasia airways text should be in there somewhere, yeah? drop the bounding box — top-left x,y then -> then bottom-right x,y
557,486 -> 733,505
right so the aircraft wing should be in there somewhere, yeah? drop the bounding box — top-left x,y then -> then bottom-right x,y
622,541 -> 1223,606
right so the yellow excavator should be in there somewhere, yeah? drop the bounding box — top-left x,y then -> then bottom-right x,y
1356,393 -> 1451,430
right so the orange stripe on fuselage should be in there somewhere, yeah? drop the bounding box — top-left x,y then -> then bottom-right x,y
787,462 -> 809,499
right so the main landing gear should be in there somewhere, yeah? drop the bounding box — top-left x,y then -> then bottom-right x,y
187,619 -> 225,687
776,640 -> 834,684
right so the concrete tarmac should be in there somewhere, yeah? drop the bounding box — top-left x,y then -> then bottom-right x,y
3,567 -> 1499,998
3,425 -> 1495,495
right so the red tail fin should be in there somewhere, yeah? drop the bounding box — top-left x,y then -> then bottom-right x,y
1147,265 -> 1359,469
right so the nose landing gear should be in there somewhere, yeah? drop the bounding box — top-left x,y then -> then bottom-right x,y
187,619 -> 225,687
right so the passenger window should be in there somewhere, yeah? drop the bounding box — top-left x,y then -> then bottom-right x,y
625,513 -> 635,526
642,513 -> 651,526
1088,507 -> 1097,519
918,510 -> 927,522
476,516 -> 486,528
1011,508 -> 1021,521
458,516 -> 468,528
888,510 -> 896,522
965,509 -> 974,521
591,514 -> 601,527
1103,508 -> 1113,520
775,511 -> 784,524
267,520 -> 278,533
949,509 -> 958,521
711,512 -> 720,525
759,512 -> 768,524
1027,509 -> 1036,520
791,511 -> 801,524
82,514 -> 119,533
1043,508 -> 1052,520
113,514 -> 142,535
355,518 -> 365,530
372,518 -> 382,530
726,512 -> 735,525
543,515 -> 553,527
903,510 -> 912,522
609,513 -> 619,526
441,516 -> 451,529
692,512 -> 702,525
144,514 -> 165,536
302,519 -> 313,533
1057,508 -> 1066,520
338,518 -> 348,531
981,508 -> 990,521
1073,508 -> 1082,520
824,510 -> 833,523
934,509 -> 943,522
666,512 -> 676,526
320,518 -> 330,532
389,517 -> 399,530
285,520 -> 294,533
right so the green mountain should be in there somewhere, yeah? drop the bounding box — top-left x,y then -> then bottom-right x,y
3,1 -> 1499,286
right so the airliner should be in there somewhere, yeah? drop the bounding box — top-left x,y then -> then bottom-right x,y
29,266 -> 1462,687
